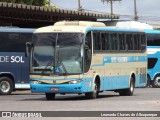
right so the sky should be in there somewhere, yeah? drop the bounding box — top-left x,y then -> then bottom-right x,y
51,0 -> 160,25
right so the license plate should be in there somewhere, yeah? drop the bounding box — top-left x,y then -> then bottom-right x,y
50,88 -> 59,91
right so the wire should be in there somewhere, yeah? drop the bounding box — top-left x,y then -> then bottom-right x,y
50,1 -> 160,26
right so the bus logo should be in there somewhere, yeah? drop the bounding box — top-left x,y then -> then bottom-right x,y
53,80 -> 56,84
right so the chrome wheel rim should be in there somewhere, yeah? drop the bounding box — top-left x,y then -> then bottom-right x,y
0,81 -> 10,93
130,78 -> 134,92
154,77 -> 160,87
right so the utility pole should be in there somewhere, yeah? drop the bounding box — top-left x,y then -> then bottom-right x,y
101,0 -> 121,17
78,0 -> 82,11
134,0 -> 138,21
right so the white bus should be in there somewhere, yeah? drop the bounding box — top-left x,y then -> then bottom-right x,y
27,21 -> 147,100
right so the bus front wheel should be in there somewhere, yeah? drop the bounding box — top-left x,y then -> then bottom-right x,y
0,77 -> 14,95
45,93 -> 56,100
152,75 -> 160,88
119,76 -> 135,96
85,82 -> 98,99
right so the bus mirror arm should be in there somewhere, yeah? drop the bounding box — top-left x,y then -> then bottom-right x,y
84,45 -> 89,51
26,42 -> 32,57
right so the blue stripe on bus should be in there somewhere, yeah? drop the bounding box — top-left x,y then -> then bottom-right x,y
145,29 -> 160,34
92,56 -> 147,66
147,46 -> 160,49
86,27 -> 142,33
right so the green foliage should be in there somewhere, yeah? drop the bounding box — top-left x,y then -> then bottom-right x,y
1,0 -> 16,2
32,0 -> 48,6
15,0 -> 24,4
1,0 -> 49,6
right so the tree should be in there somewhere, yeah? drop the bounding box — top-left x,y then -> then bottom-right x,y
1,0 -> 49,6
1,0 -> 16,2
32,0 -> 48,6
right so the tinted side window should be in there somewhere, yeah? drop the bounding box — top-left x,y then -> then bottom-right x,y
147,34 -> 160,46
0,33 -> 6,51
6,33 -> 20,52
85,32 -> 92,73
141,34 -> 146,51
126,34 -> 134,50
148,58 -> 158,69
101,33 -> 109,50
134,34 -> 141,50
0,33 -> 32,52
93,32 -> 101,51
110,33 -> 118,50
119,34 -> 125,51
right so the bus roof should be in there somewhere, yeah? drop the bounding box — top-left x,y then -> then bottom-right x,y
0,27 -> 35,33
54,21 -> 106,27
34,21 -> 145,33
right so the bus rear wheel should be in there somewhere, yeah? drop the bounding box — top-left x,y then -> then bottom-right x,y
0,77 -> 14,95
119,76 -> 135,96
45,93 -> 56,100
85,82 -> 98,99
152,75 -> 160,88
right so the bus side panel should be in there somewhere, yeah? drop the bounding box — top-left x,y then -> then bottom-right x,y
0,52 -> 29,87
135,74 -> 147,87
147,49 -> 160,81
21,53 -> 30,84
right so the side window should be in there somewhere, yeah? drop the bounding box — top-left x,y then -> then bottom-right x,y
93,32 -> 101,51
110,33 -> 118,51
126,34 -> 134,50
119,34 -> 125,51
147,34 -> 160,46
134,34 -> 141,51
6,33 -> 20,52
141,34 -> 146,51
101,33 -> 105,50
148,58 -> 158,69
20,33 -> 32,52
0,32 -> 32,52
85,32 -> 92,73
0,33 -> 6,51
101,33 -> 110,50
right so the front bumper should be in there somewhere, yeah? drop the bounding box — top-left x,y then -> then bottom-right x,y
30,82 -> 85,94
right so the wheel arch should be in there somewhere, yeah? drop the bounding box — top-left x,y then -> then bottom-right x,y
129,72 -> 136,87
153,73 -> 160,80
92,73 -> 101,91
0,72 -> 15,89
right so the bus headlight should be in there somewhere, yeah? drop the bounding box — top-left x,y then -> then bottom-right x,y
69,80 -> 82,84
31,80 -> 42,84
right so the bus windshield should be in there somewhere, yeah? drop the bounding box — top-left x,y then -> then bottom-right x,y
31,33 -> 84,75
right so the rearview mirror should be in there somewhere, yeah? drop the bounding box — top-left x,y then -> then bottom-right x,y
26,42 -> 32,57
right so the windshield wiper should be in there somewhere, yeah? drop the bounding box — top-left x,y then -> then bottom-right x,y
56,56 -> 68,75
41,57 -> 55,75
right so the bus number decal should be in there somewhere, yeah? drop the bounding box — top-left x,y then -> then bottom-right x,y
104,57 -> 128,63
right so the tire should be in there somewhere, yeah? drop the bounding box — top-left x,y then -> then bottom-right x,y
119,76 -> 135,96
145,76 -> 151,88
0,77 -> 14,95
152,75 -> 160,88
45,93 -> 56,100
85,82 -> 98,99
